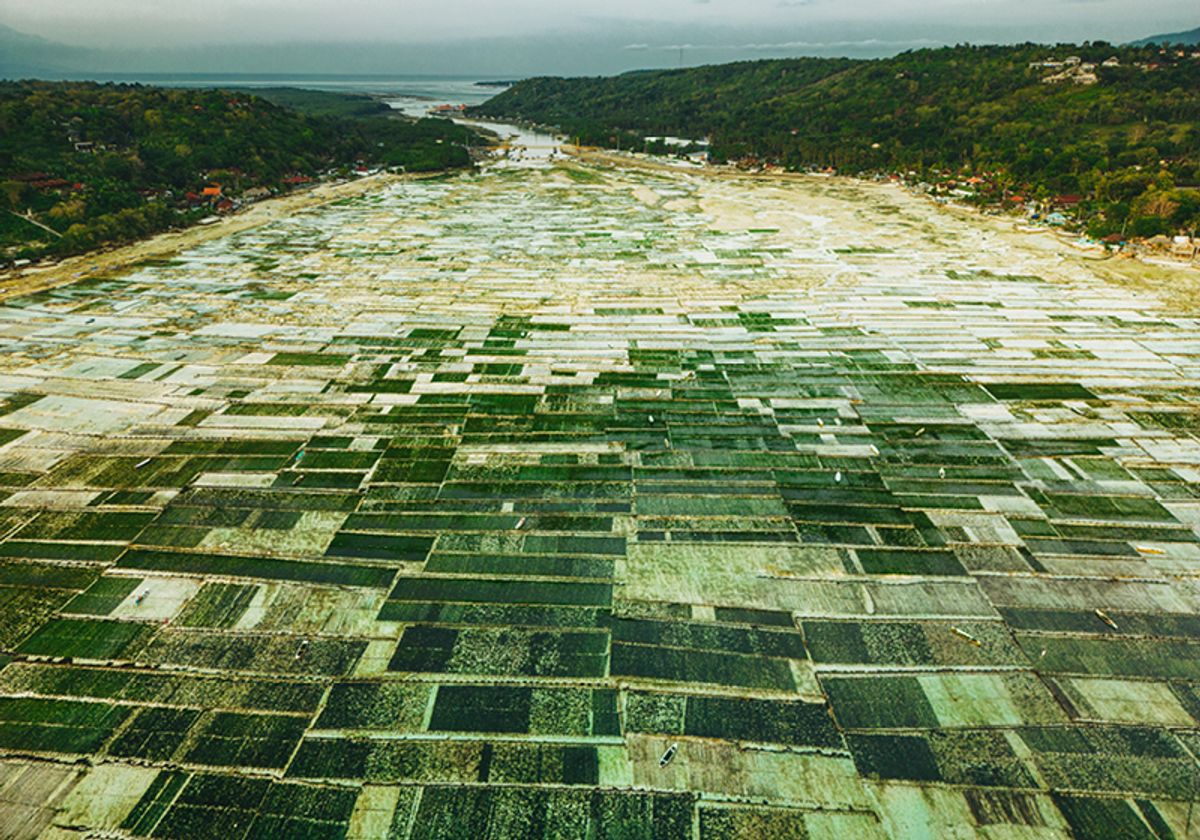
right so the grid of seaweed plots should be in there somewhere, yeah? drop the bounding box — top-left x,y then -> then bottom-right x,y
0,163 -> 1197,838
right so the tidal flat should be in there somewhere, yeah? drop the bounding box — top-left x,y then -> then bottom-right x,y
0,158 -> 1198,838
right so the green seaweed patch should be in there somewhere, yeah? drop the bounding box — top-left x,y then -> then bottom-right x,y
317,681 -> 432,732
106,706 -> 201,761
268,352 -> 353,367
0,695 -> 132,755
182,711 -> 308,769
824,674 -> 939,729
61,577 -> 142,616
175,583 -> 258,628
119,549 -> 395,588
983,382 -> 1098,402
16,617 -> 154,660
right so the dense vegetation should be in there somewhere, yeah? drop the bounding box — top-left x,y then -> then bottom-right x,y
232,87 -> 396,119
0,81 -> 479,262
474,43 -> 1200,238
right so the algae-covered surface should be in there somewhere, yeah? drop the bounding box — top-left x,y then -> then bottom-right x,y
0,157 -> 1198,839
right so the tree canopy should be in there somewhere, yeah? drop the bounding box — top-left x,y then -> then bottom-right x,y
0,81 -> 479,261
474,43 -> 1200,237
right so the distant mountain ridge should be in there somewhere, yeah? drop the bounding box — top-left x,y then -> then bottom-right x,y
1129,26 -> 1200,46
0,23 -> 92,77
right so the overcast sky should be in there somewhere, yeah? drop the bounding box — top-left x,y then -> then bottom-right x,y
3,0 -> 1195,48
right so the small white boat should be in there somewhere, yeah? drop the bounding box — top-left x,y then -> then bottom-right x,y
659,743 -> 679,767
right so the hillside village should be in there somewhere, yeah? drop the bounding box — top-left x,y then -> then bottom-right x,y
1032,47 -> 1200,85
480,44 -> 1200,260
0,83 -> 479,267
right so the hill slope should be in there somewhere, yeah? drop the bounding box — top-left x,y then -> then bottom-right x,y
0,23 -> 97,77
0,81 -> 479,261
475,44 -> 1200,237
1130,26 -> 1200,46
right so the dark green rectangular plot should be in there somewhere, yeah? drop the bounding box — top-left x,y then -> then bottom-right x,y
429,685 -> 533,733
0,696 -> 132,755
16,617 -> 154,660
847,733 -> 942,781
387,625 -> 458,673
855,548 -> 967,576
1015,633 -> 1200,679
788,504 -> 912,526
424,553 -> 613,578
121,770 -> 190,836
268,352 -> 352,366
343,513 -> 520,532
175,487 -> 360,512
295,450 -> 380,470
15,510 -> 155,542
275,471 -> 366,489
387,577 -> 612,607
822,675 -> 938,729
0,429 -> 26,447
612,618 -> 806,658
174,583 -> 258,628
61,577 -> 141,616
119,549 -> 396,588
713,607 -> 795,627
164,440 -> 299,456
324,533 -> 433,562
592,689 -> 620,736
1037,493 -> 1176,523
182,711 -> 308,769
1022,538 -> 1140,558
0,559 -> 100,588
106,706 -> 200,761
376,601 -> 605,628
999,608 -> 1200,638
684,695 -> 841,748
522,534 -> 626,555
611,643 -> 795,690
984,383 -> 1097,401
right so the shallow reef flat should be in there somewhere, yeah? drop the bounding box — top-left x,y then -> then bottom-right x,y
0,161 -> 1198,839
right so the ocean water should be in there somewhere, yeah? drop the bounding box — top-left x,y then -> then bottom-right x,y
93,74 -> 506,108
97,72 -> 560,164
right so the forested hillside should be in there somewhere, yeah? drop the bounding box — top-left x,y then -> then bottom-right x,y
234,87 -> 397,119
0,82 -> 478,262
475,44 -> 1200,237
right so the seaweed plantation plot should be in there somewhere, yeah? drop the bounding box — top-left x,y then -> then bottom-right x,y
0,156 -> 1198,839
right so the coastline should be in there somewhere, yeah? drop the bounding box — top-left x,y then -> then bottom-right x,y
5,145 -> 1197,312
0,169 -> 457,302
566,145 -> 1200,308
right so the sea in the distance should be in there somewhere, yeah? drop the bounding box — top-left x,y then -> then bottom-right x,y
88,73 -> 560,160
86,73 -> 507,115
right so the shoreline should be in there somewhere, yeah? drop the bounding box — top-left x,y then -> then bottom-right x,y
0,168 -> 461,302
567,145 -> 1200,271
4,147 -> 1196,308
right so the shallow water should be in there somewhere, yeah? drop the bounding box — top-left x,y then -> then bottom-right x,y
0,160 -> 1198,838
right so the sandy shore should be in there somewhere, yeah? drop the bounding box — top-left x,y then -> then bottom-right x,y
569,146 -> 1200,311
0,170 -> 429,302
5,147 -> 1198,310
